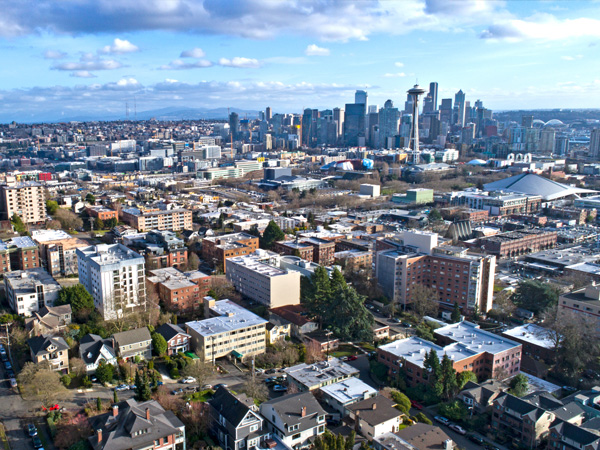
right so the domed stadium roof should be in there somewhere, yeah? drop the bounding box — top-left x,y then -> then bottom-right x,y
532,119 -> 545,127
545,119 -> 565,127
467,159 -> 487,166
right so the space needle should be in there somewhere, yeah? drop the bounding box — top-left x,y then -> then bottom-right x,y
407,84 -> 426,163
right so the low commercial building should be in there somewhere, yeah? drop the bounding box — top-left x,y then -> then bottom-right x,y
359,184 -> 381,198
502,323 -> 556,363
4,268 -> 61,317
284,358 -> 359,392
391,188 -> 434,205
32,229 -> 87,277
121,207 -> 193,232
201,232 -> 259,273
225,255 -> 301,308
147,267 -> 211,314
186,298 -> 267,363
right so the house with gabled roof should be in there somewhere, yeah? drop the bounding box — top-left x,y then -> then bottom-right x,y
28,334 -> 69,373
79,334 -> 117,374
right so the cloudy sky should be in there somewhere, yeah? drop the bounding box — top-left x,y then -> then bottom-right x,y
1,0 -> 600,122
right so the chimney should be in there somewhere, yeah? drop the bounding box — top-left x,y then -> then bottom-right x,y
372,403 -> 377,410
146,408 -> 150,420
97,429 -> 103,444
301,406 -> 306,418
444,439 -> 453,450
112,405 -> 119,417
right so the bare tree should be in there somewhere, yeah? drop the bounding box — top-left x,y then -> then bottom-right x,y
54,209 -> 83,230
69,357 -> 86,377
493,290 -> 517,321
242,377 -> 269,403
410,284 -> 440,320
18,361 -> 67,405
305,340 -> 324,364
182,360 -> 215,387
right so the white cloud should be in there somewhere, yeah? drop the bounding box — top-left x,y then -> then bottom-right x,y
383,72 -> 406,78
561,55 -> 583,61
180,47 -> 206,58
481,14 -> 600,41
70,71 -> 96,78
100,38 -> 139,54
43,50 -> 66,59
394,62 -> 404,67
305,44 -> 330,56
159,59 -> 213,70
53,58 -> 123,71
218,57 -> 261,68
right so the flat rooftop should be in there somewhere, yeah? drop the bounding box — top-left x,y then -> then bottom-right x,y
77,243 -> 143,265
502,323 -> 555,349
186,300 -> 267,337
434,321 -> 521,354
31,229 -> 74,243
226,255 -> 289,277
379,336 -> 478,368
203,232 -> 257,244
5,268 -> 61,295
320,377 -> 377,405
6,236 -> 37,248
285,358 -> 359,388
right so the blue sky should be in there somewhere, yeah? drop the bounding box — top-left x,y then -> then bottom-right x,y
1,0 -> 600,122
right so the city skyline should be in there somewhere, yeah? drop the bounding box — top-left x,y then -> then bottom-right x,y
1,0 -> 600,122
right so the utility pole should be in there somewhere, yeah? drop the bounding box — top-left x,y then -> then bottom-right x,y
1,323 -> 12,364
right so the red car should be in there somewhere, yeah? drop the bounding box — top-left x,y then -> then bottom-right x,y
42,404 -> 60,412
410,400 -> 424,410
347,355 -> 358,361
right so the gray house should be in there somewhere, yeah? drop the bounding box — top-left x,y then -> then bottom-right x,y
113,328 -> 152,361
208,387 -> 269,450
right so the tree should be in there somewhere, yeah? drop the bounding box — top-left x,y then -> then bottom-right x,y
18,361 -> 67,405
134,370 -> 152,401
105,217 -> 118,229
260,220 -> 285,250
457,371 -> 478,389
410,284 -> 439,319
56,284 -> 95,319
390,390 -> 411,414
415,322 -> 436,342
69,357 -> 86,377
11,213 -> 27,234
242,377 -> 269,404
428,209 -> 443,222
46,200 -> 59,215
187,252 -> 200,271
94,217 -> 105,230
440,354 -> 459,399
113,390 -> 119,403
512,280 -> 559,315
182,360 -> 215,388
494,290 -> 516,321
95,362 -> 115,384
415,412 -> 432,425
86,193 -> 96,204
97,397 -> 103,411
54,208 -> 83,230
509,373 -> 529,397
451,302 -> 462,323
438,400 -> 468,421
151,332 -> 168,356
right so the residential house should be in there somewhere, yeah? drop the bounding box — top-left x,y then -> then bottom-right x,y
154,323 -> 191,356
113,328 -> 152,361
269,305 -> 318,340
303,331 -> 339,354
347,396 -> 403,440
28,335 -> 70,373
25,304 -> 72,337
79,334 -> 118,374
208,387 -> 269,450
548,420 -> 600,450
266,319 -> 291,345
260,392 -> 327,449
377,424 -> 455,450
88,399 -> 186,450
458,380 -> 506,414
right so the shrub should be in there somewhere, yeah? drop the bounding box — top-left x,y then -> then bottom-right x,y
170,368 -> 180,379
61,374 -> 72,387
415,412 -> 432,425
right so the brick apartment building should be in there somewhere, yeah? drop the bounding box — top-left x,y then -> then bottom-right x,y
300,237 -> 336,266
121,207 -> 193,232
201,232 -> 259,273
124,230 -> 188,271
273,240 -> 314,261
86,206 -> 118,222
0,236 -> 41,272
474,229 -> 557,258
147,267 -> 211,314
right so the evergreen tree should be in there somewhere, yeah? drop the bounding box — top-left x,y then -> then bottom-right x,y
451,302 -> 462,323
56,284 -> 95,317
440,354 -> 459,399
134,370 -> 152,401
11,213 -> 27,234
113,389 -> 118,403
97,396 -> 102,411
151,332 -> 168,356
260,220 -> 285,249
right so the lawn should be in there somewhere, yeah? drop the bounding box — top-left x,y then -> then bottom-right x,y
330,344 -> 358,358
185,389 -> 214,402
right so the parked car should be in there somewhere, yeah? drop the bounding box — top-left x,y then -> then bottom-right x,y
181,376 -> 197,384
467,434 -> 485,445
32,435 -> 43,449
272,385 -> 288,392
129,384 -> 136,390
9,378 -> 17,388
4,361 -> 12,370
410,400 -> 423,410
347,355 -> 358,361
114,384 -> 129,391
483,444 -> 501,450
265,368 -> 277,374
202,384 -> 213,390
6,369 -> 15,379
254,368 -> 265,375
340,356 -> 348,361
391,318 -> 402,323
562,385 -> 577,392
213,383 -> 228,390
0,353 -> 7,362
434,416 -> 450,426
264,377 -> 277,384
184,386 -> 197,392
27,424 -> 38,437
171,388 -> 184,395
449,424 -> 466,435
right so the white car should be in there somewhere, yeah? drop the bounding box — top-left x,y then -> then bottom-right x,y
181,377 -> 197,384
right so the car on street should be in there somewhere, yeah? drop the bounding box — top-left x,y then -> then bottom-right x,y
348,355 -> 358,361
265,368 -> 277,374
449,424 -> 466,435
9,378 -> 17,388
562,386 -> 577,392
114,384 -> 129,391
181,376 -> 197,384
0,353 -> 7,362
129,384 -> 136,390
410,400 -> 423,410
213,383 -> 228,390
272,385 -> 288,392
6,369 -> 15,379
27,424 -> 38,437
171,388 -> 184,395
202,384 -> 213,390
467,434 -> 485,445
434,416 -> 450,426
264,377 -> 277,384
32,435 -> 43,449
391,318 -> 401,323
340,356 -> 348,361
184,386 -> 197,392
4,361 -> 12,370
483,444 -> 501,450
254,368 -> 265,375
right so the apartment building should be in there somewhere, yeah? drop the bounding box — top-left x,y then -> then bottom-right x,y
32,230 -> 87,277
0,181 -> 46,224
273,240 -> 314,261
77,244 -> 146,320
559,283 -> 600,330
301,237 -> 336,266
86,206 -> 118,222
147,267 -> 211,314
186,298 -> 267,363
1,236 -> 40,271
474,229 -> 557,258
334,250 -> 373,270
124,230 -> 188,270
377,322 -> 522,385
121,207 -> 192,232
5,268 -> 61,317
201,232 -> 259,273
376,244 -> 496,313
284,358 -> 360,392
225,255 -> 301,308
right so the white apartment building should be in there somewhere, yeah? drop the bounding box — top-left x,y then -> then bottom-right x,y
4,268 -> 61,317
76,244 -> 146,320
0,181 -> 46,224
225,255 -> 301,308
186,298 -> 267,363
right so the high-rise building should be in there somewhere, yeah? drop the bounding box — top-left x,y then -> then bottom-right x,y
521,115 -> 534,128
333,107 -> 344,141
539,128 -> 556,154
378,100 -> 400,149
76,244 -> 147,320
590,128 -> 600,159
229,112 -> 240,140
555,135 -> 570,156
439,98 -> 453,124
355,90 -> 368,108
453,89 -> 466,127
428,82 -> 438,111
0,181 -> 46,224
265,106 -> 272,121
344,103 -> 366,146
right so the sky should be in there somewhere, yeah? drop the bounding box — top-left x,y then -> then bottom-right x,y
1,0 -> 600,123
